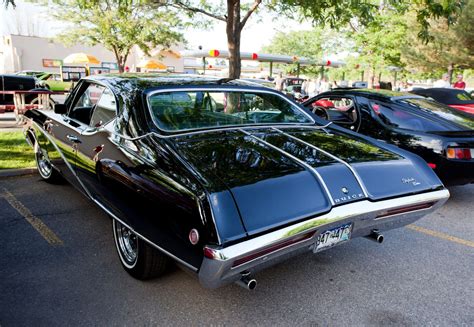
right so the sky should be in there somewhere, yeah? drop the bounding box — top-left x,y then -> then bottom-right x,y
0,1 -> 312,53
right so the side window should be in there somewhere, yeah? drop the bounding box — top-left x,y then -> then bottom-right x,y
90,88 -> 117,127
69,83 -> 105,125
370,101 -> 426,131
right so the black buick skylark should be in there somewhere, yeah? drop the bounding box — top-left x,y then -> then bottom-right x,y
24,75 -> 449,290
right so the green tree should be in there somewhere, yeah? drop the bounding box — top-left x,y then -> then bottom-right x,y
351,12 -> 408,87
51,0 -> 184,72
402,0 -> 474,81
262,28 -> 351,76
167,0 -> 463,79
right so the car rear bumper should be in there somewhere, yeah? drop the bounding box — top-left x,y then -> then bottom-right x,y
198,189 -> 450,289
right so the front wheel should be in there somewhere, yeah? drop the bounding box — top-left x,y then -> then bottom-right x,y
35,145 -> 63,183
112,219 -> 169,280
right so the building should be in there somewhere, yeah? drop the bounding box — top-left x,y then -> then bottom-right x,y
0,34 -> 184,74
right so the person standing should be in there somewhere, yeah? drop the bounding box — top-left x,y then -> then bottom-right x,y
453,74 -> 466,89
433,73 -> 451,88
274,73 -> 285,91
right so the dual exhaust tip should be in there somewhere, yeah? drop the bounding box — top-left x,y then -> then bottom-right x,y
235,230 -> 384,291
366,230 -> 384,243
235,272 -> 257,291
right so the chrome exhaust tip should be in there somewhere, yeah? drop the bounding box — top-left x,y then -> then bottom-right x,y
365,230 -> 384,243
235,272 -> 257,290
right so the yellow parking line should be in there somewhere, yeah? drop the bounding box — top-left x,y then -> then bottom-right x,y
1,189 -> 63,246
407,224 -> 474,248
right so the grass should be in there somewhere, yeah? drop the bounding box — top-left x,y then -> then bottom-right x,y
0,131 -> 36,169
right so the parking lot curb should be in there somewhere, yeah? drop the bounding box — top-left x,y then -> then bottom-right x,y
0,168 -> 37,178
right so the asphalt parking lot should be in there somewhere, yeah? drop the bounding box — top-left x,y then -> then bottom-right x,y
0,173 -> 473,326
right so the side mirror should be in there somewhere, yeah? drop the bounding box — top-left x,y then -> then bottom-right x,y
54,103 -> 67,114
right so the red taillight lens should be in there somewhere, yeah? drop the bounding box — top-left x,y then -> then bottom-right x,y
231,231 -> 315,268
428,163 -> 437,169
376,201 -> 436,219
446,148 -> 472,160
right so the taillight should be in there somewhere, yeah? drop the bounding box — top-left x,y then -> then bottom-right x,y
446,148 -> 472,160
376,201 -> 436,219
231,231 -> 315,268
427,163 -> 437,169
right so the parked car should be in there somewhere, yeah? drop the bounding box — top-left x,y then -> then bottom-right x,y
15,70 -> 47,78
24,75 -> 449,290
37,72 -> 73,92
302,89 -> 474,186
0,74 -> 42,108
410,88 -> 474,116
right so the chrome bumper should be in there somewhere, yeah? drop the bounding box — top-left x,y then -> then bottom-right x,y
198,189 -> 450,289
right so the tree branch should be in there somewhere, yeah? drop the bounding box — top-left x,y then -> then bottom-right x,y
240,0 -> 262,30
171,1 -> 226,22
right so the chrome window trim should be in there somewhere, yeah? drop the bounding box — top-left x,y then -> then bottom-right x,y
110,123 -> 332,141
238,128 -> 336,206
145,87 -> 316,134
271,127 -> 370,198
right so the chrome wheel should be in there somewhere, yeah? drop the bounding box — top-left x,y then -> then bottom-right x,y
36,150 -> 53,179
114,220 -> 138,268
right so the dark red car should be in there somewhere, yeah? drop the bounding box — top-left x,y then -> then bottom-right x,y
410,88 -> 474,116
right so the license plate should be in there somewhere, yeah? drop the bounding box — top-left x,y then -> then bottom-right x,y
314,223 -> 352,253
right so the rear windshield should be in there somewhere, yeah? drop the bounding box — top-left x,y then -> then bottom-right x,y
397,98 -> 474,130
147,90 -> 314,132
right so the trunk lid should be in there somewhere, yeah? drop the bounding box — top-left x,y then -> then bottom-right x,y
171,126 -> 441,237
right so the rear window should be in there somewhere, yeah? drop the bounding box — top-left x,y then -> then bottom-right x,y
370,101 -> 462,132
398,98 -> 474,130
147,90 -> 314,132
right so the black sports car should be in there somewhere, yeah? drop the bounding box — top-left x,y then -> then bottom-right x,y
303,89 -> 474,186
24,75 -> 449,290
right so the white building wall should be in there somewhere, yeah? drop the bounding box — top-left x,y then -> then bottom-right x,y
0,34 -> 185,74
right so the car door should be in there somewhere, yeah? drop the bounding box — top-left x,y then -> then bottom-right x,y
307,95 -> 362,131
74,86 -> 119,202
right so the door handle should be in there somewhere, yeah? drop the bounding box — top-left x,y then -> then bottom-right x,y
66,134 -> 82,143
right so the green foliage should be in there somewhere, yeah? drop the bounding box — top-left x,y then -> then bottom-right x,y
52,0 -> 184,71
262,28 -> 352,76
0,132 -> 35,169
402,0 -> 474,77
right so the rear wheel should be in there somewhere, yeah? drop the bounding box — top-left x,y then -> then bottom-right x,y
112,219 -> 169,279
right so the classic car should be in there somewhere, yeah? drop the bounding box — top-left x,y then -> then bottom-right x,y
24,75 -> 449,290
410,88 -> 474,116
37,72 -> 74,92
302,89 -> 474,186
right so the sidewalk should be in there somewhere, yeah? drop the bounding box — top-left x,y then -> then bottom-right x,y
0,112 -> 22,132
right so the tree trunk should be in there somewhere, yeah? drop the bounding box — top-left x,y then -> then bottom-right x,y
368,66 -> 376,89
226,0 -> 241,79
447,63 -> 454,85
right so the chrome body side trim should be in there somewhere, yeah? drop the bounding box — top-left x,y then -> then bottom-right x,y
93,199 -> 199,272
272,127 -> 370,198
28,120 -> 199,273
238,128 -> 336,206
198,189 -> 450,289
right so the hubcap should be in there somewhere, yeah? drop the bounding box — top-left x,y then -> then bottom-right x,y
36,151 -> 52,178
115,221 -> 138,266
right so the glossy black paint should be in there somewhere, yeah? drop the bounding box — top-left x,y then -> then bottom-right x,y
25,76 -> 445,272
303,89 -> 474,186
